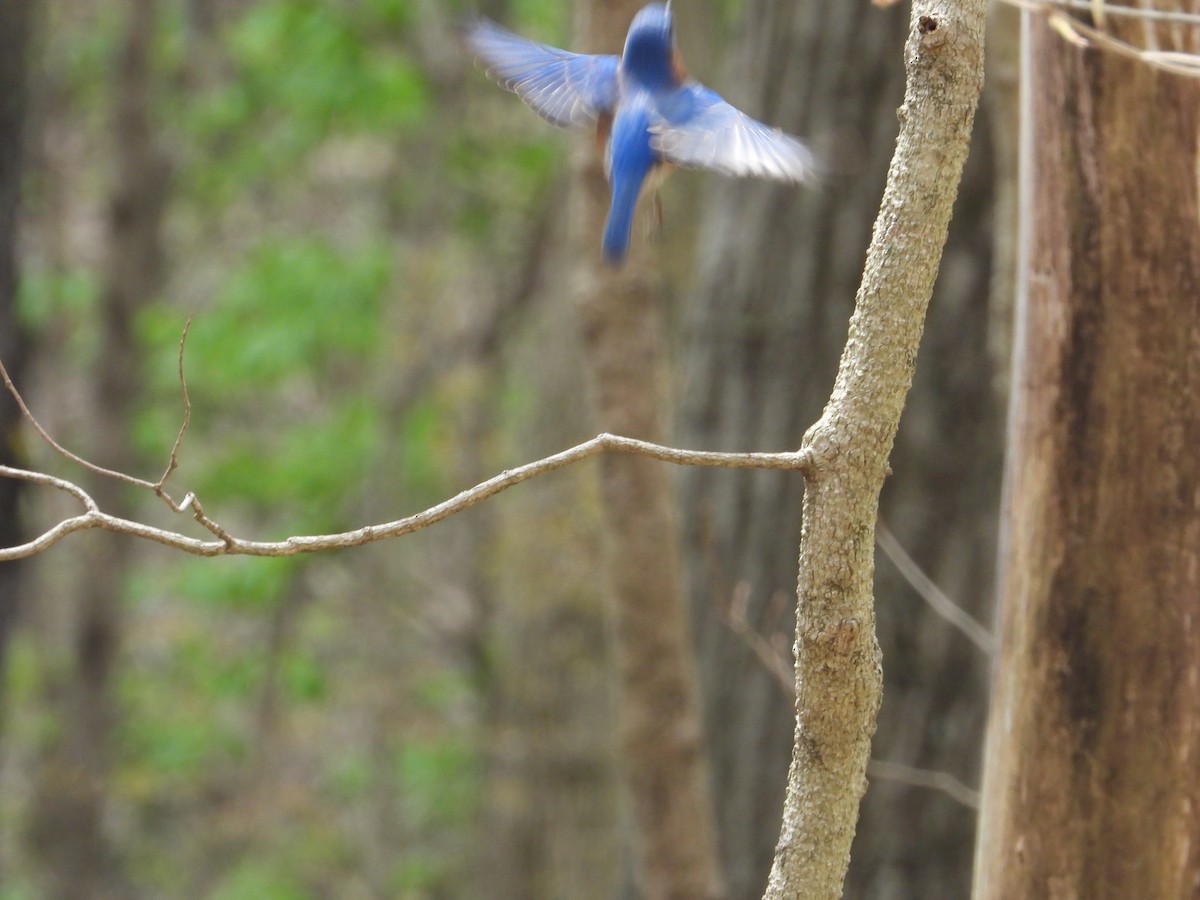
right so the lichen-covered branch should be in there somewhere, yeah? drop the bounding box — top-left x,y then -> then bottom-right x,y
763,4 -> 987,898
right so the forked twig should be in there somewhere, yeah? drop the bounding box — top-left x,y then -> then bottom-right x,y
145,319 -> 234,544
0,431 -> 810,561
0,351 -> 158,491
2,321 -> 813,562
2,319 -> 234,544
1,320 -> 194,497
1012,0 -> 1200,27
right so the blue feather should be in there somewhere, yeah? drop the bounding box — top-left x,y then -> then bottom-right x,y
602,101 -> 656,264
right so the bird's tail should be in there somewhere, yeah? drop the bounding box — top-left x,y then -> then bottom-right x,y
602,169 -> 646,266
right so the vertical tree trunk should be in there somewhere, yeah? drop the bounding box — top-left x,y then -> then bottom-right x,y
571,3 -> 724,898
678,0 -> 1001,896
0,0 -> 33,722
29,1 -> 169,896
0,8 -> 33,885
760,5 -> 987,894
471,197 -> 623,900
974,10 -> 1200,898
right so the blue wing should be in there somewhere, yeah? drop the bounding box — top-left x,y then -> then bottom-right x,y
465,19 -> 620,128
651,84 -> 821,183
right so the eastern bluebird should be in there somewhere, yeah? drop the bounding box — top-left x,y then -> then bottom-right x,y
465,2 -> 820,265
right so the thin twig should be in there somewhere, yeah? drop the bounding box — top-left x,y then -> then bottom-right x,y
0,435 -> 810,561
876,519 -> 995,655
722,583 -> 794,694
1003,0 -> 1200,27
155,316 -> 193,492
719,582 -> 982,812
0,464 -> 97,511
0,353 -> 158,491
2,336 -> 809,560
137,319 -> 234,544
867,759 -> 981,810
997,0 -> 1200,78
1053,13 -> 1200,76
7,322 -> 241,545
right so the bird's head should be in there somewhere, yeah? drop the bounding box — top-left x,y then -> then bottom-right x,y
622,3 -> 678,88
629,2 -> 673,36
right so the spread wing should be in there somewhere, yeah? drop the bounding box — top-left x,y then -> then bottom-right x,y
464,19 -> 620,128
651,84 -> 821,183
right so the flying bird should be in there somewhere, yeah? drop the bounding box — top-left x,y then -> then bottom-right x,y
465,2 -> 820,265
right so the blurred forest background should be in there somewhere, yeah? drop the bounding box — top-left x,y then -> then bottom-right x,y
0,0 -> 1013,897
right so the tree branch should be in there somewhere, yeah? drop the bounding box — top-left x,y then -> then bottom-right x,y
763,3 -> 988,897
866,759 -> 981,811
996,0 -> 1200,77
0,434 -> 810,561
876,518 -> 995,655
0,347 -> 158,492
154,315 -> 193,492
722,583 -> 795,695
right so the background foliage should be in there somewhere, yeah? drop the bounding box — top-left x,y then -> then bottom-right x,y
13,1 -> 571,895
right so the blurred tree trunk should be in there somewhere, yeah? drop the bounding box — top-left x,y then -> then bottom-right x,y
29,1 -> 169,896
0,0 -> 33,731
570,3 -> 724,898
678,1 -> 1003,896
470,193 -> 624,900
973,11 -> 1200,898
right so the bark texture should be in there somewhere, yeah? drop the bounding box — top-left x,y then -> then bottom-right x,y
679,0 -> 1003,894
763,4 -> 987,897
570,3 -> 724,898
973,11 -> 1200,898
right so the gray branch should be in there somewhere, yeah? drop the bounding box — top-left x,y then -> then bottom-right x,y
763,3 -> 988,897
0,436 -> 809,561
